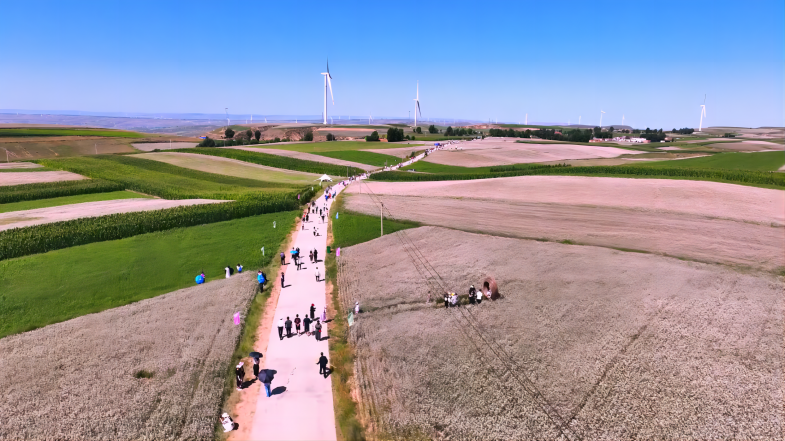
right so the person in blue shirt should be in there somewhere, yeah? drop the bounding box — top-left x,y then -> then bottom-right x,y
257,270 -> 266,291
195,272 -> 205,284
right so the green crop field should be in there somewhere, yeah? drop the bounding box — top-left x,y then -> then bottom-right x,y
136,152 -> 319,185
637,151 -> 785,171
265,141 -> 400,153
0,128 -> 147,138
0,190 -> 150,214
331,197 -> 419,249
0,211 -> 297,338
316,150 -> 402,167
174,147 -> 362,177
400,161 -> 494,174
38,155 -> 295,199
0,167 -> 52,172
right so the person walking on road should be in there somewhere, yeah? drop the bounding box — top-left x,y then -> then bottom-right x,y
321,306 -> 327,322
280,272 -> 285,288
317,352 -> 329,377
253,357 -> 260,377
280,252 -> 285,265
310,303 -> 316,319
309,250 -> 314,263
278,318 -> 284,340
294,314 -> 302,335
235,362 -> 245,391
315,266 -> 320,282
285,317 -> 292,338
314,319 -> 322,341
258,369 -> 273,398
313,249 -> 318,262
304,314 -> 312,336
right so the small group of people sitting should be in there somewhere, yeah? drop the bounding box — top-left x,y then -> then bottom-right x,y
443,284 -> 488,308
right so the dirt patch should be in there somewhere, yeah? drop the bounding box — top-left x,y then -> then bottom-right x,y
229,146 -> 376,171
345,177 -> 784,271
0,162 -> 43,169
0,273 -> 259,441
338,226 -> 784,440
132,142 -> 199,151
0,170 -> 85,186
422,138 -> 643,167
0,198 -> 226,231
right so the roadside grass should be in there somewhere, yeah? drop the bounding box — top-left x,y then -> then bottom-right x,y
0,128 -> 147,138
38,155 -> 295,199
136,152 -> 319,185
0,167 -> 52,172
636,151 -> 785,171
326,195 -> 419,440
316,150 -> 402,168
0,211 -> 297,339
0,190 -> 151,214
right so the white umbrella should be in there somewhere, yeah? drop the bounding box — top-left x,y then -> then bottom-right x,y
317,174 -> 333,182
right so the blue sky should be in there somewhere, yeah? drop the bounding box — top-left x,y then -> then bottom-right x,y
1,0 -> 782,128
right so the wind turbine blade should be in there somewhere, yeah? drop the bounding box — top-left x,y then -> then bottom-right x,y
416,100 -> 422,118
327,75 -> 334,105
327,58 -> 330,75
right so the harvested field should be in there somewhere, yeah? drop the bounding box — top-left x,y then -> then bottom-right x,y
230,146 -> 376,171
0,273 -> 258,441
707,141 -> 785,152
0,137 -> 138,160
338,227 -> 784,440
0,162 -> 43,169
422,138 -> 643,167
0,197 -> 225,231
0,170 -> 85,186
132,142 -> 199,151
136,152 -> 319,185
344,176 -> 785,271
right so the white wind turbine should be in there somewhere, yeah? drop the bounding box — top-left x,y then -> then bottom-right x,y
413,81 -> 422,128
369,114 -> 373,125
321,59 -> 334,125
698,95 -> 707,132
599,110 -> 606,128
622,115 -> 625,127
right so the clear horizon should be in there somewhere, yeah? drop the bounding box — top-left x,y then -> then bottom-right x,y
1,0 -> 782,129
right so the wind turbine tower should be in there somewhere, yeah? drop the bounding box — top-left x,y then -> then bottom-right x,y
525,114 -> 528,125
225,108 -> 229,127
321,59 -> 334,125
698,95 -> 707,132
599,110 -> 606,128
413,81 -> 422,128
622,115 -> 625,127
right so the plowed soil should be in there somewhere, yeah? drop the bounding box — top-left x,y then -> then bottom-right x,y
0,197 -> 226,231
0,273 -> 258,441
422,138 -> 643,167
338,227 -> 784,440
0,170 -> 85,186
344,176 -> 785,271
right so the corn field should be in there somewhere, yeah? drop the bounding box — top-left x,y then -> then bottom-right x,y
0,178 -> 124,203
371,165 -> 785,187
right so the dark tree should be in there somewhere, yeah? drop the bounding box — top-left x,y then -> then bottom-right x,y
428,125 -> 437,133
254,129 -> 261,141
198,136 -> 216,147
246,129 -> 253,139
444,126 -> 454,136
366,131 -> 380,142
225,128 -> 235,139
386,127 -> 404,142
415,126 -> 422,134
303,131 -> 314,141
326,133 -> 335,141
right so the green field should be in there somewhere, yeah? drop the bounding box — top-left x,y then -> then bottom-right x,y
0,190 -> 150,214
136,152 -> 319,185
173,147 -> 362,177
265,141 -> 421,153
0,167 -> 52,172
400,161 -> 494,174
0,211 -> 297,338
0,128 -> 146,138
38,155 -> 294,199
638,151 -> 785,171
331,197 -> 419,249
316,150 -> 402,167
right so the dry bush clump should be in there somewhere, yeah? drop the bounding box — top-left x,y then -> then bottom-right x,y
338,227 -> 783,440
0,273 -> 258,441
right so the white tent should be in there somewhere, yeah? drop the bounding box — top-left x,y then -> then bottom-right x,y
317,174 -> 333,182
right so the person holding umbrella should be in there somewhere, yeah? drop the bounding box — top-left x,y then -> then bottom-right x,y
235,362 -> 245,391
258,369 -> 274,398
250,352 -> 263,377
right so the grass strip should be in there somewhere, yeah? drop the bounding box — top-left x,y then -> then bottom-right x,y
635,151 -> 785,171
173,147 -> 365,176
0,211 -> 297,338
370,165 -> 785,189
316,150 -> 402,168
0,128 -> 146,138
0,186 -> 315,261
0,190 -> 151,213
0,179 -> 124,204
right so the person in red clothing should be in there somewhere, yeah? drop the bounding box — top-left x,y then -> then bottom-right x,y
294,314 -> 302,335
